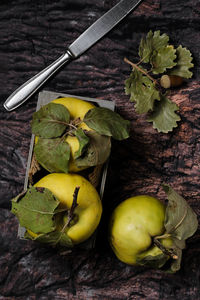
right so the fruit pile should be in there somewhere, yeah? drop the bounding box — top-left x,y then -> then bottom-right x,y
11,96 -> 198,273
12,96 -> 129,248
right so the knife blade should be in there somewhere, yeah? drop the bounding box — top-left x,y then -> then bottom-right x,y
4,0 -> 143,111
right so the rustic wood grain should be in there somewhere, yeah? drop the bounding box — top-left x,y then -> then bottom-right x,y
0,0 -> 200,299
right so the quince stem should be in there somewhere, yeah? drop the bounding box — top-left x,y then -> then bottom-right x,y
62,186 -> 80,232
54,187 -> 80,246
153,237 -> 178,260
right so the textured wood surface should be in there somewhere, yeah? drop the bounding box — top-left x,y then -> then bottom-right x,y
0,0 -> 200,299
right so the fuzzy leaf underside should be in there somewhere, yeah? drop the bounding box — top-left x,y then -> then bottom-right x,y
75,131 -> 111,167
139,30 -> 169,63
147,96 -> 181,133
162,184 -> 198,241
31,103 -> 70,138
84,107 -> 130,140
34,137 -> 70,173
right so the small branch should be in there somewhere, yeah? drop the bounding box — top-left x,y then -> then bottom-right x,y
154,238 -> 178,260
72,117 -> 82,127
67,122 -> 78,130
124,57 -> 158,86
61,186 -> 80,232
60,119 -> 83,140
54,187 -> 80,246
61,129 -> 74,141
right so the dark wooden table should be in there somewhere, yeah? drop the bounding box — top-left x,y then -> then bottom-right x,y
0,0 -> 200,299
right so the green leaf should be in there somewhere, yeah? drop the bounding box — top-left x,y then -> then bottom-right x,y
11,187 -> 60,234
136,253 -> 169,269
147,95 -> 181,133
172,237 -> 186,250
168,247 -> 182,273
74,129 -> 90,159
139,31 -> 154,63
169,45 -> 194,78
151,46 -> 177,74
75,131 -> 111,167
152,30 -> 170,51
139,30 -> 169,63
33,231 -> 73,248
162,184 -> 198,241
31,103 -> 70,138
125,68 -> 160,114
34,137 -> 70,173
83,107 -> 130,140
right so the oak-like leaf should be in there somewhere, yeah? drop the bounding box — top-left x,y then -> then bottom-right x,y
84,107 -> 130,140
151,46 -> 177,74
125,68 -> 160,114
147,96 -> 181,133
34,137 -> 70,173
31,103 -> 70,138
139,30 -> 169,63
169,45 -> 194,79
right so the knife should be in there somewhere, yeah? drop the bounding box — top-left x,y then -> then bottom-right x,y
4,0 -> 143,111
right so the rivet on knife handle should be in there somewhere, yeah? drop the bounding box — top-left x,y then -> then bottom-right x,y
4,0 -> 143,111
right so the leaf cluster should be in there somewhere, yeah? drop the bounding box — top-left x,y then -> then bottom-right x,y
161,184 -> 198,272
125,30 -> 194,133
31,102 -> 130,174
11,186 -> 73,248
138,185 -> 198,272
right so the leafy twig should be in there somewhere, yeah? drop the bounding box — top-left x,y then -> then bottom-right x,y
124,30 -> 194,133
124,57 -> 158,86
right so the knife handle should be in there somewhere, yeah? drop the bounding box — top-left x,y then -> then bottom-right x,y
4,51 -> 73,111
